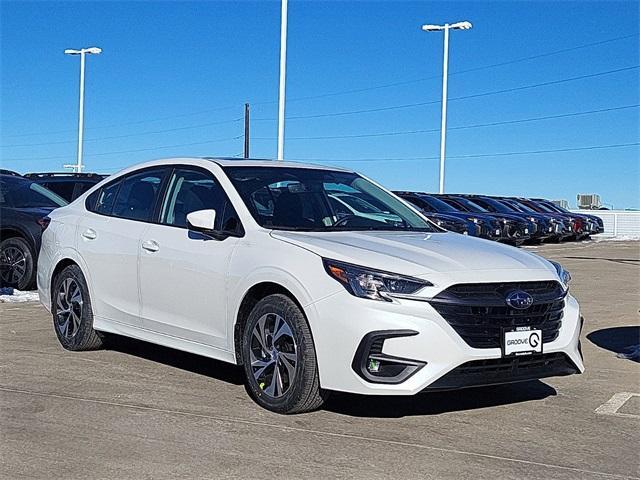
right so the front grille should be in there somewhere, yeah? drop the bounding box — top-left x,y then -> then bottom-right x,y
502,221 -> 530,239
425,353 -> 579,391
428,281 -> 565,348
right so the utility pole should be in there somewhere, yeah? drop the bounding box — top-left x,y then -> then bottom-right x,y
277,0 -> 288,160
244,103 -> 250,159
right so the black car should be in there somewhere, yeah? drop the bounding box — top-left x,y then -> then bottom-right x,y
436,194 -> 531,246
395,191 -> 502,241
419,212 -> 471,235
499,197 -> 575,241
511,197 -> 588,240
0,173 -> 67,289
462,195 -> 562,243
530,198 -> 603,236
24,172 -> 106,202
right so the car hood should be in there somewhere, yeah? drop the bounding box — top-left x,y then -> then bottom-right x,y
427,213 -> 467,224
271,230 -> 555,278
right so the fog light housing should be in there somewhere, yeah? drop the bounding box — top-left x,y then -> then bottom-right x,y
352,330 -> 426,384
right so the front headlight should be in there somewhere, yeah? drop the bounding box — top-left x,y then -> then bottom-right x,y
323,259 -> 431,301
549,260 -> 571,289
527,216 -> 538,223
468,216 -> 483,224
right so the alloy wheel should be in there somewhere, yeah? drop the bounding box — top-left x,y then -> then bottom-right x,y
250,313 -> 297,398
56,278 -> 83,339
0,246 -> 27,285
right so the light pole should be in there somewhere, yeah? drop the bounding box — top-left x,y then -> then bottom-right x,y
277,0 -> 288,161
64,46 -> 102,173
421,21 -> 472,193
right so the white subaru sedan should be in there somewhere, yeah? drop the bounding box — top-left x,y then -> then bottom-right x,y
37,158 -> 584,414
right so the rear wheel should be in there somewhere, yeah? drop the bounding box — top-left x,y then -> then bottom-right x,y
241,294 -> 327,414
52,265 -> 104,351
0,237 -> 35,290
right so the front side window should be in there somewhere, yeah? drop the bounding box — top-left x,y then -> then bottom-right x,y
160,168 -> 225,227
111,168 -> 166,221
160,168 -> 243,234
224,166 -> 436,232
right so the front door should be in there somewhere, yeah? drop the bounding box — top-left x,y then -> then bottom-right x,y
138,167 -> 243,349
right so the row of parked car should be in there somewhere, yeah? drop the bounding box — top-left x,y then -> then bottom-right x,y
0,167 -> 602,291
394,192 -> 604,245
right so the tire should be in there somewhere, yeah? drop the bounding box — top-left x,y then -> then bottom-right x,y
0,237 -> 35,290
51,265 -> 104,351
241,293 -> 328,414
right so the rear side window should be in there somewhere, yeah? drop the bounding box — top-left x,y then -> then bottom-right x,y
112,168 -> 166,221
94,180 -> 121,215
42,181 -> 76,202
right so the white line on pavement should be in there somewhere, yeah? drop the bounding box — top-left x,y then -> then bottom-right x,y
595,392 -> 640,419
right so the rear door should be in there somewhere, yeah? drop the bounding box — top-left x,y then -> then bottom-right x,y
77,167 -> 168,327
138,166 -> 243,349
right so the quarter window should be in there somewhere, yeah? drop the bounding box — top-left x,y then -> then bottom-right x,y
93,181 -> 120,215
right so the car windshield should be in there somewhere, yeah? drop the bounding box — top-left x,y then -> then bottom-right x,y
0,177 -> 68,208
224,166 -> 437,232
504,199 -> 536,213
531,202 -> 559,213
331,193 -> 385,214
418,194 -> 459,213
450,197 -> 489,213
474,197 -> 513,213
540,202 -> 566,213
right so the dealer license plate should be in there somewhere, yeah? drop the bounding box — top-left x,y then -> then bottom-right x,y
503,328 -> 542,356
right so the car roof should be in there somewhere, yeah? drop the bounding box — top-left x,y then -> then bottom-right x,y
202,157 -> 350,172
24,172 -> 106,179
0,173 -> 30,183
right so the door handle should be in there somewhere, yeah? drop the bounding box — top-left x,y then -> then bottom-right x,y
82,228 -> 97,240
141,240 -> 160,252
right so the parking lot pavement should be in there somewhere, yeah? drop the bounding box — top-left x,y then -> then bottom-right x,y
1,241 -> 638,480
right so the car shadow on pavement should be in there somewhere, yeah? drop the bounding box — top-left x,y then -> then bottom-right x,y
323,381 -> 556,418
587,326 -> 640,362
105,334 -> 245,385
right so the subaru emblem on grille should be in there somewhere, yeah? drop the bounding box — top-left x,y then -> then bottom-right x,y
505,290 -> 534,310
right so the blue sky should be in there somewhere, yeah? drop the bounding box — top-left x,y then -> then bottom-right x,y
1,1 -> 638,208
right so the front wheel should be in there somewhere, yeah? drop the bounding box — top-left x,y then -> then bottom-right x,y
241,294 -> 328,414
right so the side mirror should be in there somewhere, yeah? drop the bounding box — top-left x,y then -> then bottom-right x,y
186,209 -> 216,232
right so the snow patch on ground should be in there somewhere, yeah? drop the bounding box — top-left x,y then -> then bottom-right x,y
0,290 -> 39,303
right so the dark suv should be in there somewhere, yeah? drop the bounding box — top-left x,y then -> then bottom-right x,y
462,195 -> 563,243
395,191 -> 503,241
24,172 -> 106,202
530,198 -> 603,236
0,173 -> 67,289
435,194 -> 531,246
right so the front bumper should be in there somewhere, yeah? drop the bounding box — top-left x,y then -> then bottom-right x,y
310,289 -> 584,395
